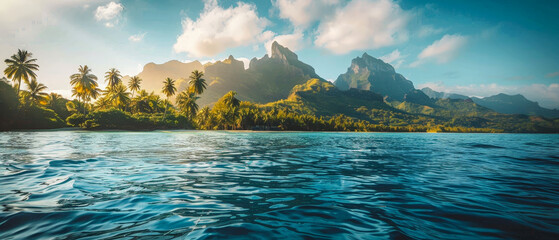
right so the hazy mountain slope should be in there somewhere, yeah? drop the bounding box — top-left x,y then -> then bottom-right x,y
124,60 -> 203,94
420,87 -> 559,118
131,42 -> 322,106
334,53 -> 414,101
421,87 -> 469,100
265,79 -> 559,132
472,93 -> 559,118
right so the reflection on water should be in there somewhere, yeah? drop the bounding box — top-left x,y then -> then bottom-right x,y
1,131 -> 558,239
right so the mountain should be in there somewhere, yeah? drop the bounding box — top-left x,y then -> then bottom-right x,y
198,41 -> 324,106
131,41 -> 322,106
403,89 -> 436,106
334,53 -> 414,101
124,60 -> 203,94
421,87 -> 469,100
421,87 -> 559,118
472,93 -> 559,118
266,78 -> 388,119
265,79 -> 559,132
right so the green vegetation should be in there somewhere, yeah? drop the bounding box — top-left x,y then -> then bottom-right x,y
1,49 -> 558,133
4,49 -> 39,97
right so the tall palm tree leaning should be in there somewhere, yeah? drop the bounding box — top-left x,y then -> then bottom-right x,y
188,70 -> 207,95
127,76 -> 141,112
26,79 -> 48,105
105,68 -> 122,90
3,49 -> 39,97
161,77 -> 176,118
176,91 -> 199,119
128,76 -> 142,98
70,65 -> 99,114
107,84 -> 130,110
223,91 -> 240,108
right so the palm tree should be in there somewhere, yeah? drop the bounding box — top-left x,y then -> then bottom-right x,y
176,91 -> 200,119
107,83 -> 130,110
128,76 -> 142,98
161,77 -> 176,118
70,65 -> 99,114
47,93 -> 62,109
188,70 -> 207,95
223,91 -> 240,108
26,79 -> 48,104
4,49 -> 39,97
105,68 -> 122,90
197,106 -> 211,129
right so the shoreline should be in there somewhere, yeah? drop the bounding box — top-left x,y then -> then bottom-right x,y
1,128 -> 555,134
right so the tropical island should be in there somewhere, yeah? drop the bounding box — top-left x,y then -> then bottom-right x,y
2,42 -> 558,133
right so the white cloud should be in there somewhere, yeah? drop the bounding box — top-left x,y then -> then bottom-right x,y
95,2 -> 123,21
274,0 -> 339,28
380,49 -> 405,68
264,31 -> 305,55
314,0 -> 411,54
236,57 -> 251,70
411,34 -> 467,67
128,32 -> 146,42
95,1 -> 123,27
173,0 -> 270,58
417,25 -> 443,38
417,82 -> 559,109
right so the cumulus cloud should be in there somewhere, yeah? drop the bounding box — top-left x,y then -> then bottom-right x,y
95,1 -> 123,27
274,0 -> 339,28
173,0 -> 270,58
411,34 -> 467,67
417,82 -> 559,109
128,32 -> 146,42
264,31 -> 305,55
380,49 -> 405,68
314,0 -> 411,54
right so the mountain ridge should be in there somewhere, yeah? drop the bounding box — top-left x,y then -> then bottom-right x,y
420,87 -> 559,118
124,42 -> 557,120
334,53 -> 414,101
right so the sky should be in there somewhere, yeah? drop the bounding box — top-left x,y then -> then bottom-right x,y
1,0 -> 558,108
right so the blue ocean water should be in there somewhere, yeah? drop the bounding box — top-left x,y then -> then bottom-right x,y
0,131 -> 558,239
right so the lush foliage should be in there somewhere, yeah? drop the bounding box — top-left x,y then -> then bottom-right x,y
2,50 -> 558,133
3,49 -> 39,97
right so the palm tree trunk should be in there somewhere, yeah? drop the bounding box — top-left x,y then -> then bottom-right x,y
16,78 -> 21,98
127,91 -> 134,113
163,97 -> 168,118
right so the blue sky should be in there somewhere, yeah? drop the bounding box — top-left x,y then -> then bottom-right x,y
1,0 -> 558,108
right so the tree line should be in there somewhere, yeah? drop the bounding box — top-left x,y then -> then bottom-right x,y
2,49 -> 550,133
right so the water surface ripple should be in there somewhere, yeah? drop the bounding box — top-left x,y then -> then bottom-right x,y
1,131 -> 558,239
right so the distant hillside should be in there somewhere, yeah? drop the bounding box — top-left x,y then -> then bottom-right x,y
262,79 -> 558,132
420,87 -> 559,118
265,78 -> 389,119
472,93 -> 559,118
421,87 -> 469,100
334,53 -> 414,101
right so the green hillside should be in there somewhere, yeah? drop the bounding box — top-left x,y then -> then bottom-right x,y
260,79 -> 559,132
